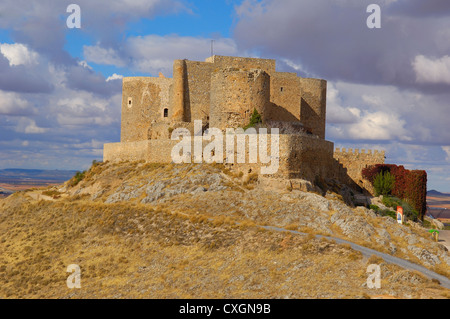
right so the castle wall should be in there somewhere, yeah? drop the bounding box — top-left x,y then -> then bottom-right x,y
299,78 -> 327,139
268,72 -> 301,123
184,61 -> 213,122
210,68 -> 270,130
206,55 -> 276,75
121,77 -> 172,142
279,134 -> 335,180
104,141 -> 150,162
333,148 -> 386,194
104,132 -> 335,184
104,140 -> 180,163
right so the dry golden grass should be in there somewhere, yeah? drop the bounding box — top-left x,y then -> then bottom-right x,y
1,161 -> 449,299
1,197 -> 447,299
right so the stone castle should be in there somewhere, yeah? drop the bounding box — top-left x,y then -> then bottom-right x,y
103,55 -> 385,193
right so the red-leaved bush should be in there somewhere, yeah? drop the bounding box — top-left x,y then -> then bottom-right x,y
362,164 -> 427,220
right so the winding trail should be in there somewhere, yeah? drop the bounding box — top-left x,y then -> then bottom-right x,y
262,225 -> 450,289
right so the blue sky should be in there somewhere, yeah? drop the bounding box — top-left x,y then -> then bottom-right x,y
0,0 -> 449,192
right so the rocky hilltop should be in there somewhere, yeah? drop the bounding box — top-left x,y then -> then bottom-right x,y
0,161 -> 449,298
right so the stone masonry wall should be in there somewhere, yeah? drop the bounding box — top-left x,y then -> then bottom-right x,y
206,55 -> 276,75
269,72 -> 301,122
104,141 -> 150,162
121,77 -> 172,142
333,148 -> 386,194
299,78 -> 327,139
104,132 -> 335,183
281,134 -> 335,180
210,68 -> 270,130
184,60 -> 213,122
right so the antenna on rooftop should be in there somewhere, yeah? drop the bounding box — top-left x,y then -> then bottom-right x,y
211,40 -> 214,57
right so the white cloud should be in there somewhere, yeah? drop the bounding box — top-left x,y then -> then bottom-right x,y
362,95 -> 383,107
0,43 -> 38,66
0,91 -> 34,115
55,93 -> 121,126
281,58 -> 308,75
15,118 -> 47,134
326,82 -> 360,124
329,109 -> 410,141
78,60 -> 93,70
348,111 -> 410,141
83,45 -> 126,67
106,73 -> 123,82
413,55 -> 450,84
84,35 -> 238,75
443,146 -> 450,162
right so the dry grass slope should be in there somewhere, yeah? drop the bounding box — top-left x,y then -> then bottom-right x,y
0,161 -> 449,299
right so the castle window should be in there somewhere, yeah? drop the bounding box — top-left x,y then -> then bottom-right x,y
163,108 -> 169,118
280,87 -> 284,92
127,97 -> 132,108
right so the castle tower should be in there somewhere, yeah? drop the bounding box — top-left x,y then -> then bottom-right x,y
299,78 -> 327,139
210,68 -> 270,131
172,59 -> 187,122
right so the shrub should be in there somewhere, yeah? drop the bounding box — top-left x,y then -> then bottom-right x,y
380,209 -> 397,220
362,164 -> 427,220
243,109 -> 262,130
69,171 -> 86,187
382,196 -> 419,221
373,171 -> 395,196
369,204 -> 397,220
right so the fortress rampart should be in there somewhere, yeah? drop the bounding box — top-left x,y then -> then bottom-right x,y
105,132 -> 335,181
333,148 -> 386,194
104,55 -> 386,195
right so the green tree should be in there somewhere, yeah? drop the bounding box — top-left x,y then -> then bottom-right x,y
373,171 -> 395,196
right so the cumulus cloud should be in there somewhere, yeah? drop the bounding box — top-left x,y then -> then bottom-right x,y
0,48 -> 54,93
324,81 -> 450,145
0,43 -> 38,66
350,111 -> 410,141
0,0 -> 189,64
328,110 -> 409,141
83,46 -> 127,68
0,91 -> 35,116
84,35 -> 238,75
233,0 -> 450,90
326,82 -> 360,124
54,92 -> 121,126
413,55 -> 450,85
15,118 -> 48,134
0,42 -> 122,169
0,0 -> 193,170
64,64 -> 122,97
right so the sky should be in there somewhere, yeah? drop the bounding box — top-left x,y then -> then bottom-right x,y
0,0 -> 449,192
